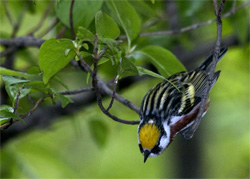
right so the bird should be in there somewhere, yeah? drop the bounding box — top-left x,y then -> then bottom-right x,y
138,47 -> 228,163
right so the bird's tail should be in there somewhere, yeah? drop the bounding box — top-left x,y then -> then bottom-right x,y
198,47 -> 228,72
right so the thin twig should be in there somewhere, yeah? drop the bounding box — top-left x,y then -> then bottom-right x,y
59,87 -> 94,95
27,0 -> 54,36
183,0 -> 226,139
106,75 -> 119,111
78,55 -> 94,76
13,87 -> 22,113
97,46 -> 109,59
21,97 -> 45,118
70,0 -> 75,39
56,26 -> 67,39
118,1 -> 249,39
7,87 -> 22,127
90,35 -> 139,124
97,78 -> 140,114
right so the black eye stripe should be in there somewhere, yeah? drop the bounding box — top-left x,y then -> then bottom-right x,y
139,144 -> 143,153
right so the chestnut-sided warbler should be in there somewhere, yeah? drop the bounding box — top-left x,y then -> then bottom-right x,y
138,48 -> 228,162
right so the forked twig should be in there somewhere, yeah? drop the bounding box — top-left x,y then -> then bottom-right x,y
91,35 -> 139,125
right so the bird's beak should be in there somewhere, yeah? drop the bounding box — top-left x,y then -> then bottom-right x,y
144,150 -> 150,163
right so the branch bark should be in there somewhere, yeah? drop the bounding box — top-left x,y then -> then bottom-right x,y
182,0 -> 226,139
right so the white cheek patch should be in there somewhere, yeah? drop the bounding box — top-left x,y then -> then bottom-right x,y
149,153 -> 157,158
160,121 -> 170,150
159,136 -> 169,150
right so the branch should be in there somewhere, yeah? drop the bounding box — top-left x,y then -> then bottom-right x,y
56,26 -> 67,39
70,0 -> 76,39
0,36 -> 44,48
118,1 -> 249,39
183,0 -> 226,139
59,87 -> 94,95
106,75 -> 119,111
91,35 -> 139,125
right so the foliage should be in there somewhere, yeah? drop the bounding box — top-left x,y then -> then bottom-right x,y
0,0 -> 186,125
0,0 -> 249,178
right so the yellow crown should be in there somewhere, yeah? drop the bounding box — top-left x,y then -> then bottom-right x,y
139,123 -> 160,149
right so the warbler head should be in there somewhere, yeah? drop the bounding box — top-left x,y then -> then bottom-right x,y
138,118 -> 170,163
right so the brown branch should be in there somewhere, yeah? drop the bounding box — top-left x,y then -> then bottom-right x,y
0,36 -> 44,48
106,75 -> 119,112
13,87 -> 21,113
59,87 -> 94,95
70,0 -> 76,40
88,35 -> 140,125
183,0 -> 226,139
75,46 -> 139,114
56,26 -> 67,39
20,97 -> 45,118
118,1 -> 249,39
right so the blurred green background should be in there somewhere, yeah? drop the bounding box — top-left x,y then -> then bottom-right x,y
0,0 -> 249,178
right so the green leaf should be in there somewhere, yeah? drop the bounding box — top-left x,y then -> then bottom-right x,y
0,105 -> 14,113
136,66 -> 165,80
1,75 -> 30,87
0,105 -> 14,125
55,93 -> 73,108
0,111 -> 25,125
88,120 -> 109,148
26,66 -> 41,74
38,38 -> 76,84
51,76 -> 70,91
118,57 -> 138,79
26,81 -> 49,94
5,86 -> 31,106
129,0 -> 157,18
55,0 -> 103,30
95,11 -> 120,39
77,27 -> 95,42
137,45 -> 186,77
0,67 -> 29,78
106,0 -> 141,49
